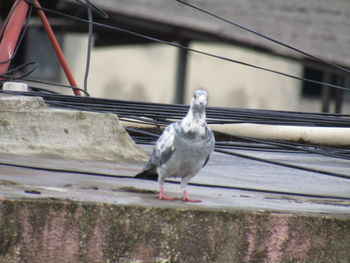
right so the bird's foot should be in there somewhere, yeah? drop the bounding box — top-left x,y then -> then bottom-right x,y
157,187 -> 175,201
178,191 -> 201,203
157,193 -> 175,201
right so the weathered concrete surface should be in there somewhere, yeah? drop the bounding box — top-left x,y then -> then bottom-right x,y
0,95 -> 147,162
0,149 -> 349,214
0,199 -> 349,263
0,150 -> 349,263
0,94 -> 349,263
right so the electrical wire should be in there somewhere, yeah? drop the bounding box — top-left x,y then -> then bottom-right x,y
124,126 -> 350,180
2,1 -> 348,97
0,61 -> 38,81
175,0 -> 350,75
75,0 -> 109,19
214,149 -> 350,180
83,3 -> 93,93
3,90 -> 349,127
0,90 -> 349,202
216,133 -> 350,160
0,3 -> 348,202
0,162 -> 349,201
22,1 -> 350,93
0,5 -> 37,87
1,90 -> 349,181
1,2 -> 349,189
2,78 -> 90,96
75,0 -> 109,94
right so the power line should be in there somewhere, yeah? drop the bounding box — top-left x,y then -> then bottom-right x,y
21,1 -> 350,93
1,90 -> 349,180
175,0 -> 350,75
0,162 -> 349,201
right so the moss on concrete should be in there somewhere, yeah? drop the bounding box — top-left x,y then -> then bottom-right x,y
0,199 -> 349,263
0,201 -> 19,257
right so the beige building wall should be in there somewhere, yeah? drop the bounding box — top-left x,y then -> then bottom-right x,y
64,34 -> 176,103
186,42 -> 302,110
65,34 -> 305,111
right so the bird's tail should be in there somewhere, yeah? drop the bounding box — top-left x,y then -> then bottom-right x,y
135,166 -> 158,181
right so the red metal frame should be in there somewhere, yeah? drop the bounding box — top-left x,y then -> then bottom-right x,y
0,0 -> 21,40
0,0 -> 29,75
0,0 -> 81,96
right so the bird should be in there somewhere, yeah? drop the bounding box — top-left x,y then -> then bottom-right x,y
135,90 -> 215,202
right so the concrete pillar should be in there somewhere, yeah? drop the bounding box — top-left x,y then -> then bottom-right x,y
321,71 -> 331,113
174,39 -> 189,104
334,75 -> 345,113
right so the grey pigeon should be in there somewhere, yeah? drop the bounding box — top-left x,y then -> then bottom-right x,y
135,90 -> 215,202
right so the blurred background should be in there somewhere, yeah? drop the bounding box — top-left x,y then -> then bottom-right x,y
1,0 -> 349,112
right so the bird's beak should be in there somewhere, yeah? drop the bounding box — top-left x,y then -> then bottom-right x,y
198,97 -> 207,106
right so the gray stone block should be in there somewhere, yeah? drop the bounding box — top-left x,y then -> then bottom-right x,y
0,96 -> 147,162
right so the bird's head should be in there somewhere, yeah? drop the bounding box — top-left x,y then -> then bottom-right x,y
191,90 -> 208,112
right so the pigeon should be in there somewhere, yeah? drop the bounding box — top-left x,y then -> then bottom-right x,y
135,90 -> 215,202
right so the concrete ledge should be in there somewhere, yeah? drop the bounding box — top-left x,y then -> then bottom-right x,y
0,96 -> 147,162
0,199 -> 349,263
0,95 -> 46,111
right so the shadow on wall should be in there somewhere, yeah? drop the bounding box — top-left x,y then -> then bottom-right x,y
226,88 -> 249,108
104,78 -> 150,102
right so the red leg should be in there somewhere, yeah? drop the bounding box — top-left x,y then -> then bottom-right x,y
157,187 -> 175,201
179,191 -> 201,203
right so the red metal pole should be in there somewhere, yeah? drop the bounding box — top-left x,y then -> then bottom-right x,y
32,0 -> 81,96
0,0 -> 21,40
0,0 -> 29,76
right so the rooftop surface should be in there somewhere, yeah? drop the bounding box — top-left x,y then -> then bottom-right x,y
1,144 -> 349,217
0,94 -> 349,262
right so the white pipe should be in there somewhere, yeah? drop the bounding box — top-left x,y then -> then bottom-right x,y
210,123 -> 350,147
121,121 -> 350,147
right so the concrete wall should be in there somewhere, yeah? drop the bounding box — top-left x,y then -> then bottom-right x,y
186,42 -> 302,110
0,199 -> 349,263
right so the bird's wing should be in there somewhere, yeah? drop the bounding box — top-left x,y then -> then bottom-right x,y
202,126 -> 215,167
151,123 -> 177,167
203,155 -> 211,167
135,123 -> 177,179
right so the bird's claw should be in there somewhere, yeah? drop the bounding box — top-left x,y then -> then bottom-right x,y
157,188 -> 201,202
179,191 -> 201,202
157,188 -> 175,201
157,193 -> 175,201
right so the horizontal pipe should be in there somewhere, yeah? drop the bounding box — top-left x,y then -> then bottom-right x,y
119,120 -> 350,147
210,123 -> 350,147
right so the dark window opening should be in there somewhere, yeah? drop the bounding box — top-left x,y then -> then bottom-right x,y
302,67 -> 323,98
301,66 -> 345,99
